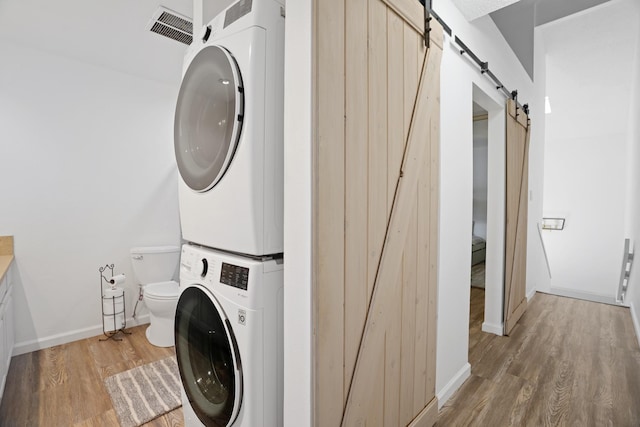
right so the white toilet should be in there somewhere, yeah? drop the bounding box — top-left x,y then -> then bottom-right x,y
130,246 -> 180,347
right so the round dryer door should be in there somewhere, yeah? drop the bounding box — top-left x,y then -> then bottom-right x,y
175,45 -> 244,192
175,286 -> 242,427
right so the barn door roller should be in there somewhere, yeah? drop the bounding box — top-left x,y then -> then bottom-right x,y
424,4 -> 431,48
421,0 -> 452,48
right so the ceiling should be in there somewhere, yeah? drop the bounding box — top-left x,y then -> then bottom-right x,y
533,0 -> 610,26
0,0 -> 229,86
449,0 -> 522,21
491,0 -> 610,79
0,0 -> 621,87
450,0 -> 611,80
473,102 -> 487,116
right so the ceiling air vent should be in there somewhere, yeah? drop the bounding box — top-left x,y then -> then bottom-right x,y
146,7 -> 193,45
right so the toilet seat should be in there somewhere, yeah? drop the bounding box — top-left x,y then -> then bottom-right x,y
145,281 -> 179,300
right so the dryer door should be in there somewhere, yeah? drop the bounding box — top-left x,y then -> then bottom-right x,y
175,45 -> 244,192
175,285 -> 242,427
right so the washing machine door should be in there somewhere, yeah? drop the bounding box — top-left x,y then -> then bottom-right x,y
175,285 -> 242,427
174,45 -> 244,192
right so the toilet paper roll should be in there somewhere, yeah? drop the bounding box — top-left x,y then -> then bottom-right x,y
109,274 -> 126,286
103,286 -> 124,299
103,287 -> 124,315
103,316 -> 125,332
103,287 -> 125,332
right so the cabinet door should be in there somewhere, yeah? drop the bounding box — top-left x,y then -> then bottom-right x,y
0,275 -> 5,307
0,309 -> 5,397
5,293 -> 12,370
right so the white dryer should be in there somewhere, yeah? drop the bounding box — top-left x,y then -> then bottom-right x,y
174,0 -> 285,257
175,244 -> 283,427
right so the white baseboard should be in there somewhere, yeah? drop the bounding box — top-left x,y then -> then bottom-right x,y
631,302 -> 640,348
436,362 -> 471,409
548,287 -> 619,306
13,314 -> 150,356
481,291 -> 534,336
482,321 -> 503,336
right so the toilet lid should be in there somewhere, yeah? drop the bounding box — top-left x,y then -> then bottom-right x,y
145,281 -> 179,299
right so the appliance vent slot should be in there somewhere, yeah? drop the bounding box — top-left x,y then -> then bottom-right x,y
157,11 -> 193,34
150,22 -> 193,45
147,7 -> 193,45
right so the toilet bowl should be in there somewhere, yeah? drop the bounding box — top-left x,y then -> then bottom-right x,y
143,281 -> 180,347
130,246 -> 180,348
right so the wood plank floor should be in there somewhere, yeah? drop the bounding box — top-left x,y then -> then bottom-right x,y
470,262 -> 485,289
2,291 -> 639,426
0,325 -> 184,426
437,289 -> 640,426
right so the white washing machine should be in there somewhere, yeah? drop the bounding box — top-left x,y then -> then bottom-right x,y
174,0 -> 285,257
175,244 -> 283,427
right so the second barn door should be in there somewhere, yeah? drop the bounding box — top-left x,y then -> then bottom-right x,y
504,98 -> 531,335
314,0 -> 443,425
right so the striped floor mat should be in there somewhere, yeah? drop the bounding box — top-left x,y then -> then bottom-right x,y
104,356 -> 182,427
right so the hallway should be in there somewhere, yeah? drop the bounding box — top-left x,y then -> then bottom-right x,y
437,291 -> 640,426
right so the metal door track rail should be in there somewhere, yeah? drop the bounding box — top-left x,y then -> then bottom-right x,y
455,36 -> 529,115
419,0 -> 530,116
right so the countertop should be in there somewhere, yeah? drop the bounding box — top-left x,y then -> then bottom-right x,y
0,236 -> 14,281
0,256 -> 13,281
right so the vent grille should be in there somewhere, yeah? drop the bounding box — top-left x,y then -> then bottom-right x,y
147,7 -> 193,45
158,11 -> 192,33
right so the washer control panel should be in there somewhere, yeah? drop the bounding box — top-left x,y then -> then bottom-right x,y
220,262 -> 249,291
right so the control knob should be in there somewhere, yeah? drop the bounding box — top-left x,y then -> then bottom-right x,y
198,258 -> 209,278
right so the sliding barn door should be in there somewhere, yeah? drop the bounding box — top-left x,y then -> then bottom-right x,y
504,99 -> 531,335
314,0 -> 443,425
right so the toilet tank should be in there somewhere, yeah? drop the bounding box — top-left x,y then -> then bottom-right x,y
130,246 -> 180,284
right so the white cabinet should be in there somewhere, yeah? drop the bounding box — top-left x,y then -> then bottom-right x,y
0,314 -> 4,394
0,264 -> 14,401
5,291 -> 13,373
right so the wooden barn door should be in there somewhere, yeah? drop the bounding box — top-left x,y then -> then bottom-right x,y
314,0 -> 443,426
504,99 -> 531,335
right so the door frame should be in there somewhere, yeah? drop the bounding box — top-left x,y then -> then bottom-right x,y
472,84 -> 507,336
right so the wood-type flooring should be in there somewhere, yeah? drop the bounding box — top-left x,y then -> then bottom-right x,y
437,289 -> 640,426
0,325 -> 183,426
470,262 -> 485,289
1,291 -> 639,426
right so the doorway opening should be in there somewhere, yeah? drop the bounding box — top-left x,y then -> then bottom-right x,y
468,84 -> 507,364
470,101 -> 488,359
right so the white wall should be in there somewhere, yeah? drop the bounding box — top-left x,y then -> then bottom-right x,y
540,0 -> 639,302
0,40 -> 181,354
624,0 -> 640,344
434,0 -> 543,405
528,26 -> 551,294
282,0 -> 313,425
472,119 -> 488,239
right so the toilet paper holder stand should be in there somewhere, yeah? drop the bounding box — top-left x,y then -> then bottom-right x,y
99,263 -> 131,341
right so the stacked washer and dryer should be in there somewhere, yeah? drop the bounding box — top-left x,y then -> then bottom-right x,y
173,1 -> 285,426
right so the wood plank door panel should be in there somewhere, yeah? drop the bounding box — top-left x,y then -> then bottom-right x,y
315,0 -> 345,424
314,0 -> 443,425
504,99 -> 531,335
343,0 -> 369,408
